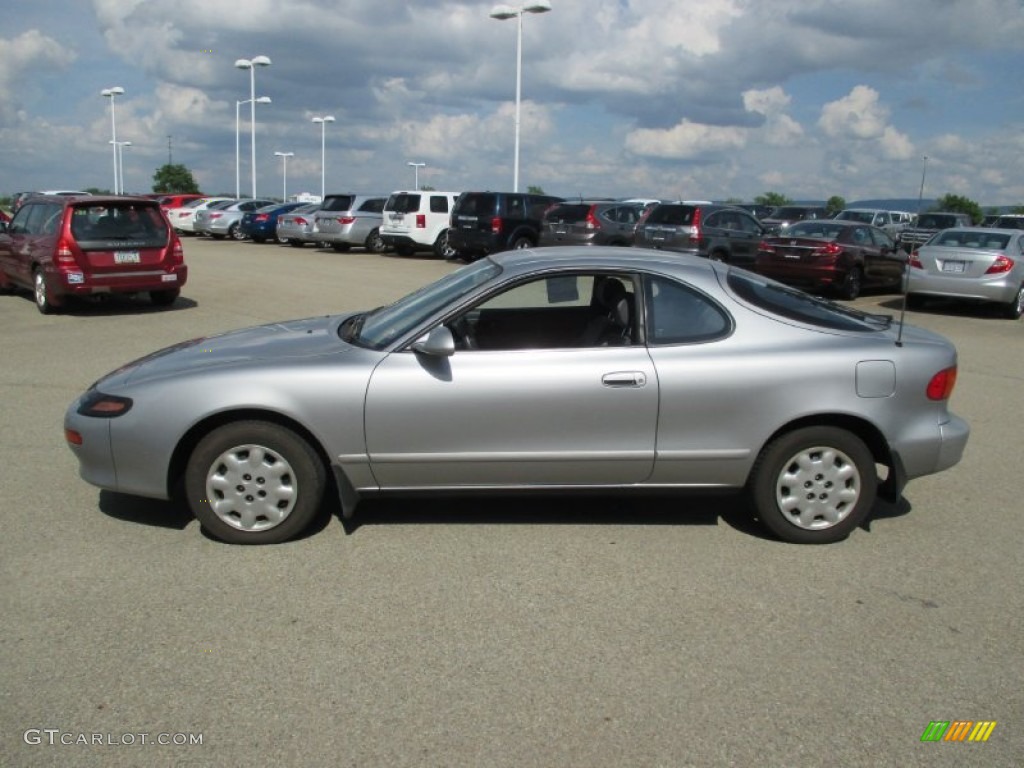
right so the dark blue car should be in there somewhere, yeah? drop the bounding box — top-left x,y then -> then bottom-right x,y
239,202 -> 308,244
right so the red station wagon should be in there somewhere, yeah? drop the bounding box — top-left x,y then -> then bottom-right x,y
0,195 -> 187,313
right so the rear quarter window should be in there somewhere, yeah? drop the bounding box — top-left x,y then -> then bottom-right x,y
727,270 -> 882,332
429,196 -> 450,214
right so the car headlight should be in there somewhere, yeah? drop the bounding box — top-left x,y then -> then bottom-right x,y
77,390 -> 133,418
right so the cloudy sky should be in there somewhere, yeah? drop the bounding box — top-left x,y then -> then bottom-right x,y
2,0 -> 1022,205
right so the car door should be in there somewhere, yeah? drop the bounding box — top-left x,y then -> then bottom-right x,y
865,227 -> 905,287
363,272 -> 658,488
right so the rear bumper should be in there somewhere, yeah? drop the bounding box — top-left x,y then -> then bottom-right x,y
52,264 -> 188,296
906,271 -> 1020,303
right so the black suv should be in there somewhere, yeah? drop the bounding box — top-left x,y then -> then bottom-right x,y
898,211 -> 973,252
449,191 -> 563,260
539,200 -> 644,247
633,203 -> 764,265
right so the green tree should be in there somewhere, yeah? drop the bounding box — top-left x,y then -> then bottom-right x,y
527,185 -> 545,195
826,196 -> 846,215
932,193 -> 984,224
755,191 -> 791,207
84,187 -> 112,195
152,164 -> 200,194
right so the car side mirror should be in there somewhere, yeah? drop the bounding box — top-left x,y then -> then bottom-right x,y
411,325 -> 455,357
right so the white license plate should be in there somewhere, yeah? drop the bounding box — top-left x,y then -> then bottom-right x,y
114,251 -> 140,264
942,260 -> 966,273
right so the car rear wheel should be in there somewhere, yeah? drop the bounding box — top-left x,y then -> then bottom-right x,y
838,267 -> 862,300
33,268 -> 62,314
365,228 -> 387,253
509,235 -> 534,250
229,224 -> 246,241
749,426 -> 876,544
1000,284 -> 1024,319
434,228 -> 456,259
185,421 -> 326,545
150,288 -> 180,307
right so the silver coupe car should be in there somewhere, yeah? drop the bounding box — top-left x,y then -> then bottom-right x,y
64,248 -> 969,545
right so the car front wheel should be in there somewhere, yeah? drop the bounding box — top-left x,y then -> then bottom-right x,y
749,426 -> 876,544
184,421 -> 327,544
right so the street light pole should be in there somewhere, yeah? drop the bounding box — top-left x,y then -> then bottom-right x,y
489,2 -> 551,192
237,97 -> 271,199
274,152 -> 294,201
312,116 -> 335,201
235,56 -> 272,198
111,140 -> 132,194
407,161 -> 426,190
101,87 -> 125,194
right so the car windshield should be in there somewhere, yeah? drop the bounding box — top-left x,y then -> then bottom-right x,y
727,270 -> 890,331
917,214 -> 958,229
786,222 -> 844,240
386,194 -> 421,213
645,205 -> 695,226
341,259 -> 503,349
770,207 -> 812,219
837,211 -> 875,224
933,231 -> 1010,249
321,195 -> 355,212
545,204 -> 592,223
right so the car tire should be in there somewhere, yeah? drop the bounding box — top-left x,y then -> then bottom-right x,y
433,229 -> 456,259
185,421 -> 326,545
1000,284 -> 1024,319
229,224 -> 246,241
288,239 -> 304,248
150,288 -> 180,307
749,426 -> 876,544
33,268 -> 62,314
332,243 -> 351,253
509,235 -> 534,250
365,228 -> 387,253
838,267 -> 862,300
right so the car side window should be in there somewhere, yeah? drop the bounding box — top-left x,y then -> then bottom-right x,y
506,196 -> 525,219
643,275 -> 731,345
737,213 -> 761,234
450,273 -> 636,351
361,198 -> 386,213
8,205 -> 37,234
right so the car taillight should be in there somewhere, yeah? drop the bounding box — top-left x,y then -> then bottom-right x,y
255,214 -> 269,222
293,217 -> 307,225
688,207 -> 703,245
56,237 -> 77,266
584,206 -> 600,230
927,366 -> 958,401
171,239 -> 184,263
491,216 -> 504,235
814,242 -> 842,256
210,213 -> 222,220
337,216 -> 355,224
758,240 -> 776,255
909,252 -> 923,269
416,214 -> 426,228
985,255 -> 1014,274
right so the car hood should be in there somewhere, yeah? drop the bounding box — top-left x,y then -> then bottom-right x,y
97,315 -> 356,389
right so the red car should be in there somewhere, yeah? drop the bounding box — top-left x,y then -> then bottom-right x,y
156,193 -> 205,213
0,195 -> 187,313
751,220 -> 905,299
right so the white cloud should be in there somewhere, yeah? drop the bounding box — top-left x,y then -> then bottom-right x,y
743,87 -> 804,147
818,86 -> 889,141
625,120 -> 747,160
0,30 -> 76,122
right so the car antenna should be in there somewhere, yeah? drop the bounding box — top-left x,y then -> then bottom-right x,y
896,155 -> 928,347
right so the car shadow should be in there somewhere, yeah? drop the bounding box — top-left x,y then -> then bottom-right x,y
341,491 -> 761,537
4,290 -> 197,316
878,295 -> 1007,319
99,490 -> 194,530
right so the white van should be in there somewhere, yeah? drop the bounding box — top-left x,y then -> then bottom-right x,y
380,190 -> 461,258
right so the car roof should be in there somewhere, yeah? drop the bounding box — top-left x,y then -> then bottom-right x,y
489,245 -> 721,279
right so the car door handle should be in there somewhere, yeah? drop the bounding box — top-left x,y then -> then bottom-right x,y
602,371 -> 647,387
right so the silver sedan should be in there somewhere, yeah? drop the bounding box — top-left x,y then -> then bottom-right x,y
64,248 -> 969,545
906,227 -> 1024,318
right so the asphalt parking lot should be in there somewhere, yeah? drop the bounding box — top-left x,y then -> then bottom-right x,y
2,237 -> 1021,767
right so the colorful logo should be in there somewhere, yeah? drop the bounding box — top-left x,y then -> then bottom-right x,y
921,720 -> 997,742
